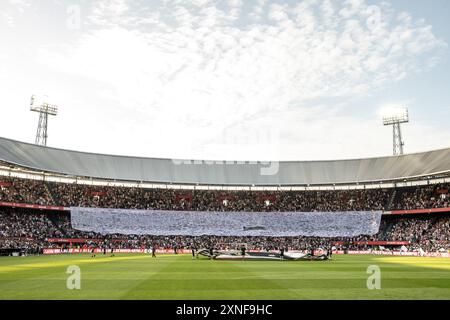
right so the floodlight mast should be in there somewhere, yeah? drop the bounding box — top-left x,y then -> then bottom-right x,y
382,108 -> 409,156
30,95 -> 59,146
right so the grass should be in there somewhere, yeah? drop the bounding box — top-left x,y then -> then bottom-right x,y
0,253 -> 449,300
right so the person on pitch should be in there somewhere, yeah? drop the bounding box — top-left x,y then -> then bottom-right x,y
240,245 -> 246,260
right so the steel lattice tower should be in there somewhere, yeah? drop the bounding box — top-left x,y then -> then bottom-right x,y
30,95 -> 58,146
383,107 -> 409,156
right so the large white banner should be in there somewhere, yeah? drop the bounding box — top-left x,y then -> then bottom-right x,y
70,207 -> 382,237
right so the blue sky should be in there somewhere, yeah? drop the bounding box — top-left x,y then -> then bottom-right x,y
0,0 -> 449,161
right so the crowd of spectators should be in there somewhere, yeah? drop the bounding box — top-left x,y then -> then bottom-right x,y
1,208 -> 449,254
392,185 -> 449,210
1,177 -> 448,212
0,178 -> 52,205
1,177 -> 449,255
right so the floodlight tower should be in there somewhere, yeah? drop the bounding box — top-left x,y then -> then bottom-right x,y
30,95 -> 59,146
382,107 -> 409,156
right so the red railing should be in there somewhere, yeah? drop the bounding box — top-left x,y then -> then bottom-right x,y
387,207 -> 450,215
0,201 -> 67,211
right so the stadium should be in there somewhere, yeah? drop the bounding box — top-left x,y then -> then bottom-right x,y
1,0 -> 450,306
0,136 -> 449,300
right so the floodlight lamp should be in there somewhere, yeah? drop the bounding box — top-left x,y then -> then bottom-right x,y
36,103 -> 58,115
382,107 -> 409,125
29,94 -> 60,146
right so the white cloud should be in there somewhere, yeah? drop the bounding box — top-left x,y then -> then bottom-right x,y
9,0 -> 31,13
228,0 -> 243,8
88,0 -> 130,27
0,13 -> 15,28
1,0 -> 448,160
268,4 -> 288,21
0,0 -> 32,28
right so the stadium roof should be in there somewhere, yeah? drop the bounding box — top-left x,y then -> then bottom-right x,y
0,136 -> 449,186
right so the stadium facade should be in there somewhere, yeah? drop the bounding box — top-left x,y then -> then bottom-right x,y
0,136 -> 449,190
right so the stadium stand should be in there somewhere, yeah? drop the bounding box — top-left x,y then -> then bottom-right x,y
0,137 -> 449,255
1,176 -> 395,210
0,178 -> 449,254
0,177 -> 448,211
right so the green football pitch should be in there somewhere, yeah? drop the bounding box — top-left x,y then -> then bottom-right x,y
0,254 -> 449,300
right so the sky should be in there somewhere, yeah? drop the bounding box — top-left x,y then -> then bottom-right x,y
0,0 -> 449,161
